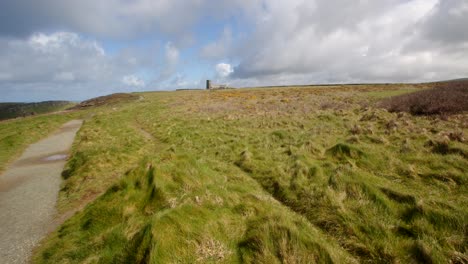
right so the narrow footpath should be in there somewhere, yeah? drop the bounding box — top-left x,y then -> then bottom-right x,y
0,120 -> 83,264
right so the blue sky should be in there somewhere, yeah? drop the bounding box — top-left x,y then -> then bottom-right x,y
0,0 -> 467,102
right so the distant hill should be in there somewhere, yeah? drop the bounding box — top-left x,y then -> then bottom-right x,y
0,101 -> 74,121
441,78 -> 468,83
69,93 -> 139,110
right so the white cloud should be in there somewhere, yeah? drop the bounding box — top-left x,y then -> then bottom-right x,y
0,32 -> 162,101
165,42 -> 179,68
0,0 -> 262,39
122,75 -> 145,87
157,42 -> 180,81
0,72 -> 13,81
201,27 -> 233,60
169,73 -> 199,89
53,72 -> 75,82
216,63 -> 233,78
228,0 -> 468,84
418,0 -> 468,44
30,32 -> 76,49
0,32 -> 112,83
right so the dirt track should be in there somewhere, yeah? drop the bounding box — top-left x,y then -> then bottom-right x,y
0,120 -> 82,264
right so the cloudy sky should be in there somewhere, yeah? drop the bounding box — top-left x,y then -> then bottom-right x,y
0,0 -> 467,102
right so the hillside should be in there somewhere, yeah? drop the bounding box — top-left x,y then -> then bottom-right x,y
1,83 -> 464,263
68,93 -> 139,110
0,101 -> 74,121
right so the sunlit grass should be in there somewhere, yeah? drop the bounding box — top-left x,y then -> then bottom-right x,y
34,84 -> 467,263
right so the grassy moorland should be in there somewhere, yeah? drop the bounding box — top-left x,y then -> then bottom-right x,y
29,83 -> 467,263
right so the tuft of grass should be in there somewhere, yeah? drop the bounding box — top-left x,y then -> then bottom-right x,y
412,241 -> 434,264
238,216 -> 334,263
326,143 -> 365,160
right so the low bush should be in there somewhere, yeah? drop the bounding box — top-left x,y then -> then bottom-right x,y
379,81 -> 468,115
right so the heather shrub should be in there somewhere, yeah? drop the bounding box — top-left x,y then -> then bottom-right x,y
379,81 -> 468,115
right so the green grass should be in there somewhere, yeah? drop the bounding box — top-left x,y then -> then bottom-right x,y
363,87 -> 422,99
33,85 -> 467,263
57,106 -> 151,211
0,112 -> 80,172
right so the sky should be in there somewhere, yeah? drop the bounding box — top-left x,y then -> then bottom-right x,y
0,0 -> 467,102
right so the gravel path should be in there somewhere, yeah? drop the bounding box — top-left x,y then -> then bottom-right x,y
0,120 -> 82,264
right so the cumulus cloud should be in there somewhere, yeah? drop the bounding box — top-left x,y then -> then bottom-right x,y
169,74 -> 201,89
230,0 -> 466,84
216,63 -> 234,78
0,32 -> 112,83
0,0 -> 261,39
419,0 -> 468,44
165,42 -> 179,68
53,72 -> 76,82
122,75 -> 145,87
157,42 -> 180,81
201,27 -> 233,60
0,32 -> 169,101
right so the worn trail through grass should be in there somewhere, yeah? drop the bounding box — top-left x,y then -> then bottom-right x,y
0,120 -> 82,264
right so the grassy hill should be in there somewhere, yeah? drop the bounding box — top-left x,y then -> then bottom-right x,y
1,83 -> 466,263
0,101 -> 75,121
68,93 -> 139,110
